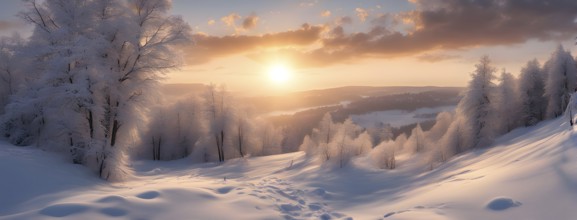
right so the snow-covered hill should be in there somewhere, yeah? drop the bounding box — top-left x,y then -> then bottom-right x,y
1,117 -> 576,220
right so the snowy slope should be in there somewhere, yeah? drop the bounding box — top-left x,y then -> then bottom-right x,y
1,117 -> 577,220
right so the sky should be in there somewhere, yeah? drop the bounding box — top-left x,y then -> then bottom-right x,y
1,0 -> 577,95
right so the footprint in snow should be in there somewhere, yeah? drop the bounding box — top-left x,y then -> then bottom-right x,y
250,177 -> 351,219
135,191 -> 160,199
39,203 -> 91,217
99,207 -> 128,217
486,197 -> 522,211
216,186 -> 235,194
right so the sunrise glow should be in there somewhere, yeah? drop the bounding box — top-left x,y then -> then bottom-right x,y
267,63 -> 292,84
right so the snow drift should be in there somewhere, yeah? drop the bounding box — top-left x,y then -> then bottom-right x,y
1,116 -> 577,220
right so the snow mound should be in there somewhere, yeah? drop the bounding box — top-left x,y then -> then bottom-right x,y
486,197 -> 522,211
2,117 -> 577,219
38,203 -> 91,217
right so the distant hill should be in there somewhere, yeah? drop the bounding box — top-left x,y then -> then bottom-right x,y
161,83 -> 208,100
245,86 -> 464,114
161,83 -> 464,116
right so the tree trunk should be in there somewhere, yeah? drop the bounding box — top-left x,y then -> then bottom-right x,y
220,130 -> 225,161
215,134 -> 219,161
98,153 -> 107,178
238,125 -> 244,158
152,137 -> 156,160
110,119 -> 120,147
88,110 -> 94,138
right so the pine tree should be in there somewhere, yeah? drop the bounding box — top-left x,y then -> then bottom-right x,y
544,45 -> 577,119
457,56 -> 497,149
494,70 -> 520,134
518,59 -> 547,126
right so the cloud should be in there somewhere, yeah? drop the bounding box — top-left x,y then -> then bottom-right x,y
242,14 -> 259,30
416,53 -> 461,62
303,0 -> 577,66
321,10 -> 331,17
221,13 -> 241,27
299,0 -> 318,8
336,16 -> 353,25
186,0 -> 577,69
370,14 -> 390,26
185,24 -> 326,65
207,19 -> 216,25
355,8 -> 369,22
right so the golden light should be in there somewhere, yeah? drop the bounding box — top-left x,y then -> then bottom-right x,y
267,63 -> 292,84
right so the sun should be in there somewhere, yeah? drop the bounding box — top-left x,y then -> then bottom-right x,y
267,63 -> 292,84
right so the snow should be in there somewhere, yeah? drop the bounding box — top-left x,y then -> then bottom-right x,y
351,105 -> 456,128
1,116 -> 577,219
265,101 -> 352,117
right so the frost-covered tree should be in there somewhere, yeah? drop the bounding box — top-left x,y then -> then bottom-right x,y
299,135 -> 316,155
352,131 -> 373,156
333,118 -> 359,168
394,133 -> 408,151
311,113 -> 337,161
1,0 -> 191,180
370,141 -> 396,169
518,59 -> 547,126
544,45 -> 577,118
439,118 -> 466,159
142,98 -> 205,161
494,70 -> 520,134
316,113 -> 336,145
367,122 -> 393,144
405,123 -> 425,153
190,86 -> 283,161
203,84 -> 231,162
457,56 -> 497,149
425,111 -> 453,143
0,35 -> 26,114
304,115 -> 372,167
258,122 -> 284,156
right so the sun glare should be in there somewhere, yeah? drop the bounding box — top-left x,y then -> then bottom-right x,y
268,63 -> 292,84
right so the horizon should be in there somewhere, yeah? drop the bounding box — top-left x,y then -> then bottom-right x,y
162,82 -> 466,97
1,0 -> 576,94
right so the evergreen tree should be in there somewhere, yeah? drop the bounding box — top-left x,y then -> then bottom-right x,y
456,56 -> 497,149
544,45 -> 577,118
518,59 -> 547,126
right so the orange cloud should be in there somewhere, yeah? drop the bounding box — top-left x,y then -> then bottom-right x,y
355,8 -> 369,22
185,24 -> 326,65
416,53 -> 461,62
185,0 -> 577,68
221,13 -> 241,27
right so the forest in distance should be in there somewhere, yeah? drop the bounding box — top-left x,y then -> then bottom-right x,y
0,0 -> 576,182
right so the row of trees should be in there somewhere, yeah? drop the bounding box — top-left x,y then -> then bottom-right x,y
138,85 -> 284,163
302,45 -> 577,170
299,114 -> 373,168
0,0 -> 191,180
